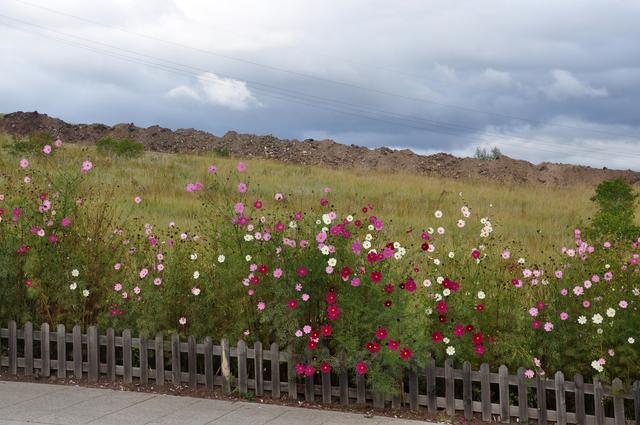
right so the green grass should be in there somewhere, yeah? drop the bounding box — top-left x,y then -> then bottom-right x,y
1,132 -> 629,258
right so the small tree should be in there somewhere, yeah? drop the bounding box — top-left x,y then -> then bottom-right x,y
589,178 -> 639,239
474,146 -> 502,160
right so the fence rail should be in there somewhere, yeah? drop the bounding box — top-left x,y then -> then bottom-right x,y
1,321 -> 638,425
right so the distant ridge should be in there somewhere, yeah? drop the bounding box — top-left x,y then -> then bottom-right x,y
1,111 -> 638,187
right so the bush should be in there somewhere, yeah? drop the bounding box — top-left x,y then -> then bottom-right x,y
6,132 -> 54,155
589,178 -> 639,240
96,137 -> 144,157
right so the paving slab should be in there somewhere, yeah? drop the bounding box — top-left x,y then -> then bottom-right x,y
0,381 -> 435,425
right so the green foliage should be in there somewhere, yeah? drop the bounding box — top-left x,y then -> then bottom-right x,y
474,146 -> 502,160
589,178 -> 639,239
5,132 -> 52,155
211,146 -> 230,157
96,137 -> 145,157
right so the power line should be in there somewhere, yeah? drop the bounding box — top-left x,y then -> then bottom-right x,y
7,0 -> 637,140
2,15 -> 640,162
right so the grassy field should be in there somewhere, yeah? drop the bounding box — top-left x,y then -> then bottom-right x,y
0,133 -> 608,258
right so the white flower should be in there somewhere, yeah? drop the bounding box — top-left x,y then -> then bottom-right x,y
393,241 -> 401,249
518,258 -> 526,265
597,328 -> 603,334
289,221 -> 297,229
477,291 -> 486,299
577,315 -> 587,325
82,289 -> 90,297
628,337 -> 635,344
393,252 -> 402,260
605,264 -> 610,269
436,276 -> 444,284
606,308 -> 615,318
448,251 -> 455,259
217,254 -> 226,263
245,255 -> 252,262
427,227 -> 434,234
71,269 -> 80,277
346,215 -> 354,222
316,219 -> 321,225
362,241 -> 372,249
591,360 -> 604,373
434,210 -> 443,218
443,338 -> 450,344
328,258 -> 337,267
321,226 -> 328,233
434,293 -> 443,302
191,287 -> 201,296
443,288 -> 451,297
69,282 -> 77,290
193,271 -> 200,279
592,314 -> 603,324
190,253 -> 198,261
423,279 -> 432,287
446,346 -> 456,356
322,214 -> 332,225
368,224 -> 374,231
365,233 -> 373,241
244,234 -> 254,241
321,246 -> 330,255
433,259 -> 441,266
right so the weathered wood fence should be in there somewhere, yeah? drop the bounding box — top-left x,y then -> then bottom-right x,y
1,321 -> 638,425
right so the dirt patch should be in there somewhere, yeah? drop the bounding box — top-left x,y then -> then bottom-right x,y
2,110 -> 638,187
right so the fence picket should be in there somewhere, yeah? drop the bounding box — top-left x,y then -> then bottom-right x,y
221,339 -> 232,394
339,367 -> 349,405
633,381 -> 639,425
463,362 -> 472,420
409,369 -> 419,411
612,378 -> 625,425
574,374 -> 585,425
499,365 -> 510,423
426,357 -> 437,413
123,329 -> 132,384
56,324 -> 66,378
594,378 -> 604,425
322,370 -> 331,404
254,341 -> 264,396
23,322 -> 33,377
374,392 -> 384,409
517,368 -> 528,424
270,343 -> 280,399
188,335 -> 197,388
40,323 -> 50,377
356,373 -> 366,405
445,358 -> 455,416
87,326 -> 98,383
480,363 -> 491,422
72,325 -> 82,379
204,337 -> 214,390
139,333 -> 148,385
555,371 -> 567,425
8,321 -> 17,375
155,334 -> 164,386
304,348 -> 313,402
536,375 -> 548,425
171,333 -> 180,384
237,340 -> 248,394
287,347 -> 297,399
106,328 -> 115,381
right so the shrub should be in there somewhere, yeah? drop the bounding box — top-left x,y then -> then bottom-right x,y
96,137 -> 144,157
588,178 -> 639,240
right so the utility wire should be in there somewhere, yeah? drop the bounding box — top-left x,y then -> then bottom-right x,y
7,0 -> 637,140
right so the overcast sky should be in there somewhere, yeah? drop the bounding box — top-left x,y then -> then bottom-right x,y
1,0 -> 640,169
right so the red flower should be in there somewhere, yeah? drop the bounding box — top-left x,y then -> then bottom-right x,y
466,324 -> 474,332
476,304 -> 484,312
384,299 -> 393,308
310,330 -> 320,339
356,361 -> 368,375
421,242 -> 430,251
475,344 -> 485,355
438,315 -> 447,323
326,305 -> 341,320
320,362 -> 331,374
399,347 -> 413,361
308,340 -> 317,350
253,200 -> 263,209
365,341 -> 381,353
387,339 -> 399,350
325,291 -> 337,305
297,267 -> 308,278
304,365 -> 315,376
471,249 -> 481,259
295,363 -> 306,375
258,264 -> 269,274
436,301 -> 448,313
320,324 -> 332,337
432,331 -> 443,343
384,284 -> 394,294
370,270 -> 382,283
453,324 -> 465,337
288,299 -> 298,309
340,267 -> 351,281
472,332 -> 484,345
405,277 -> 416,293
375,327 -> 388,340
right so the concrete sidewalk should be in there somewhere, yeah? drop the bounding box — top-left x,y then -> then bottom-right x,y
0,381 -> 432,425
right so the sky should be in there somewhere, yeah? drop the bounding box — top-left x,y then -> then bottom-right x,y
1,0 -> 640,169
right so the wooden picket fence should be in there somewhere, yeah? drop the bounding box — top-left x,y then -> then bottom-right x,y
1,321 -> 638,425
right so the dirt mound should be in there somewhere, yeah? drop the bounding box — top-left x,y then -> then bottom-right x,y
2,111 -> 638,187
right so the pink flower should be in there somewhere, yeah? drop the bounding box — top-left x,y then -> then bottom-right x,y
238,183 -> 247,193
207,165 -> 218,173
501,250 -> 511,259
350,278 -> 361,287
43,145 -> 52,154
356,361 -> 368,375
236,162 -> 246,172
524,369 -> 535,379
604,272 -> 613,281
560,312 -> 569,321
19,158 -> 29,168
555,270 -> 563,279
54,138 -> 63,147
544,322 -> 554,332
375,327 -> 388,340
80,160 -> 93,173
139,268 -> 149,279
257,301 -> 265,311
178,317 -> 187,325
153,278 -> 162,286
134,196 -> 142,204
528,307 -> 539,317
61,217 -> 71,227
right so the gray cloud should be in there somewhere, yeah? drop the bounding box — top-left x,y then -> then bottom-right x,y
1,0 -> 639,169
